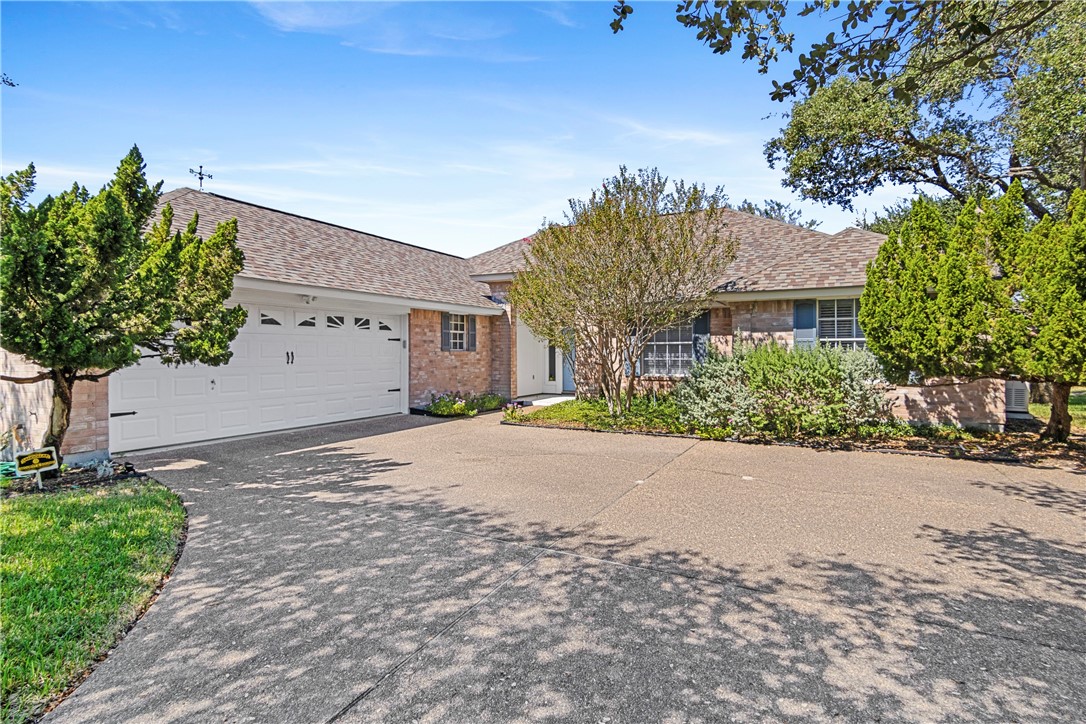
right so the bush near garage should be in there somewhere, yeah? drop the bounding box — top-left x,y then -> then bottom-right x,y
427,392 -> 508,418
673,342 -> 894,438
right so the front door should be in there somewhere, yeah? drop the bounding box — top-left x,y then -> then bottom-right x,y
561,345 -> 575,393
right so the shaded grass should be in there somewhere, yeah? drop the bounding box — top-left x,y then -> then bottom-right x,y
511,397 -> 1083,468
511,397 -> 689,435
1,480 -> 185,723
1029,387 -> 1086,433
513,398 -> 979,441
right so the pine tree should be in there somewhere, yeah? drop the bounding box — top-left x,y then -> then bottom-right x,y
861,183 -> 1085,442
1,146 -> 247,457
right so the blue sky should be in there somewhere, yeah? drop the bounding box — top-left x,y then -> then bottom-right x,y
2,2 -> 906,257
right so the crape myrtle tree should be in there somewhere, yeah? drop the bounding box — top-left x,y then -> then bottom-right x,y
509,167 -> 736,416
0,146 -> 247,458
860,183 -> 1086,442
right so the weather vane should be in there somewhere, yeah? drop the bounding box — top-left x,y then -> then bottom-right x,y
189,165 -> 213,191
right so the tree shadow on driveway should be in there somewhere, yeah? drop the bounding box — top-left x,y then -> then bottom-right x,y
48,422 -> 1086,724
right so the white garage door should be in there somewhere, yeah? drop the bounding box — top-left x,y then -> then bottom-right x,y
110,303 -> 405,452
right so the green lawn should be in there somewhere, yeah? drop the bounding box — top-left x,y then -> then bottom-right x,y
1029,387 -> 1086,434
1,481 -> 185,723
511,396 -> 690,435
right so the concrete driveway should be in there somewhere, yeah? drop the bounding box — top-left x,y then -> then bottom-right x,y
47,414 -> 1085,723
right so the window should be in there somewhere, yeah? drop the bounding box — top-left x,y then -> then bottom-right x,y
548,345 -> 557,382
448,314 -> 467,351
378,320 -> 392,331
260,310 -> 283,326
817,299 -> 865,349
295,312 -> 317,328
354,317 -> 370,330
326,315 -> 345,329
441,313 -> 476,351
641,323 -> 694,377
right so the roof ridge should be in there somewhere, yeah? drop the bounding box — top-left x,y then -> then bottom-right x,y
719,207 -> 831,238
163,188 -> 467,261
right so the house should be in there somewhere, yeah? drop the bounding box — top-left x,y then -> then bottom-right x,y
466,210 -> 1029,431
0,191 -> 1026,462
2,189 -> 507,461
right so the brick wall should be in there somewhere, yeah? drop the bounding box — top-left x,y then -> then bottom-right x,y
0,349 -> 110,462
886,378 -> 1007,432
486,281 -> 516,399
408,309 -> 495,407
65,377 -> 110,459
726,300 -> 794,347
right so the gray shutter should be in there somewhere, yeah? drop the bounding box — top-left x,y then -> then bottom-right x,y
693,310 -> 711,363
793,300 -> 817,349
467,315 -> 477,351
440,313 -> 451,351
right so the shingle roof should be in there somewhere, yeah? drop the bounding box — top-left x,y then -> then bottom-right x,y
158,188 -> 498,311
468,212 -> 886,294
468,236 -> 533,276
719,225 -> 886,292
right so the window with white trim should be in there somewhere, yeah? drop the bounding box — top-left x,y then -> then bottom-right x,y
448,313 -> 467,351
640,323 -> 694,377
259,310 -> 284,326
818,299 -> 865,349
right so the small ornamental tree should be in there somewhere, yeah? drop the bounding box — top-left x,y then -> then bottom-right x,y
0,146 -> 247,458
860,183 -> 1086,442
509,167 -> 736,416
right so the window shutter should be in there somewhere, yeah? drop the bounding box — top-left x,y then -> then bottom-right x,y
693,310 -> 711,363
793,300 -> 817,349
467,315 -> 477,351
440,313 -> 451,351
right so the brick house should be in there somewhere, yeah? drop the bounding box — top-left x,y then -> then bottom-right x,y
466,211 -> 1029,432
1,191 -> 1027,462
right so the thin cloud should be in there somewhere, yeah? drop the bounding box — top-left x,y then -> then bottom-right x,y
533,4 -> 579,29
611,117 -> 739,147
250,2 -> 390,32
251,1 -> 536,63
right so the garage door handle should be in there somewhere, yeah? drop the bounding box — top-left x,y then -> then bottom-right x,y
285,351 -> 295,364
110,411 -> 138,418
387,388 -> 401,393
387,337 -> 401,341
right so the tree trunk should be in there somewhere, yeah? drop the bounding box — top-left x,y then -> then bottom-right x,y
1029,381 -> 1051,404
43,371 -> 75,464
1041,381 -> 1073,443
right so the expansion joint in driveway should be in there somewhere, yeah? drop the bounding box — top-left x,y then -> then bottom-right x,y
325,440 -> 702,722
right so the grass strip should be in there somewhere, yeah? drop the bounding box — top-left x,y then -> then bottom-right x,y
1,480 -> 185,723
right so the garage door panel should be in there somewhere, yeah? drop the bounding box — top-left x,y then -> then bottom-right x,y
259,403 -> 288,425
295,371 -> 321,391
258,372 -> 287,394
116,376 -> 159,404
219,407 -> 251,432
258,339 -> 286,361
218,374 -> 249,395
173,375 -> 208,398
111,306 -> 404,451
117,416 -> 159,444
174,411 -> 209,436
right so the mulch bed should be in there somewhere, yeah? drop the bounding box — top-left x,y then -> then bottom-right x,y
503,419 -> 1085,471
770,431 -> 1085,470
2,461 -> 148,498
